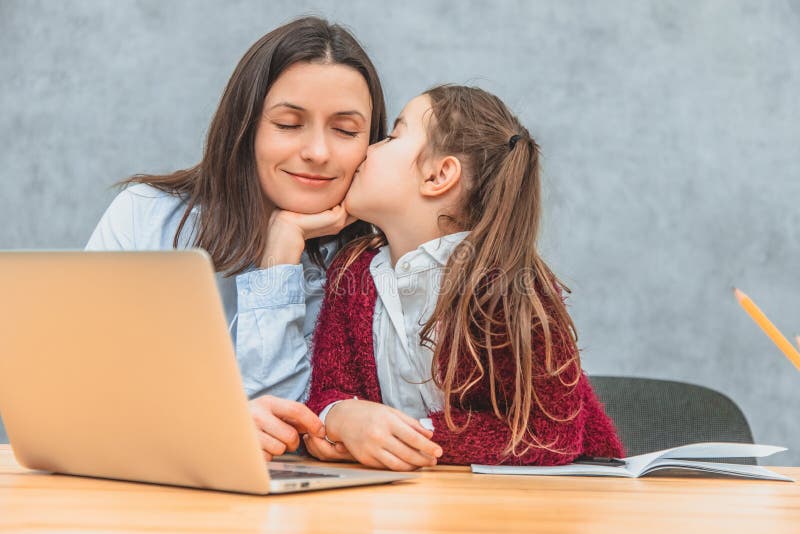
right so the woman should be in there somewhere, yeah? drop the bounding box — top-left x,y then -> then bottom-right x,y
86,17 -> 386,460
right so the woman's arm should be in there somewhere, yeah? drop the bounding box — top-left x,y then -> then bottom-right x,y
234,264 -> 316,401
85,186 -> 328,458
239,205 -> 358,402
85,187 -> 139,250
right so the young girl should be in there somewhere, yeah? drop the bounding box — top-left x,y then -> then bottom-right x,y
304,85 -> 624,470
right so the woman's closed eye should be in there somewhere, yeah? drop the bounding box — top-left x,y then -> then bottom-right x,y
334,128 -> 359,137
332,117 -> 364,138
273,123 -> 359,137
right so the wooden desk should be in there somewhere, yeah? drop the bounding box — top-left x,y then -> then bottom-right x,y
1,445 -> 798,533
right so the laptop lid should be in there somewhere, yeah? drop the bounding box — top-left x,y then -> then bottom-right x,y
0,250 -> 272,494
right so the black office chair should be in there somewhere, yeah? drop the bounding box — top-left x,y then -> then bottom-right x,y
588,376 -> 756,465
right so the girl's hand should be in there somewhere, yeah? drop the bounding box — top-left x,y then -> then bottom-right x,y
324,399 -> 443,471
303,434 -> 356,462
248,395 -> 326,461
261,203 -> 357,268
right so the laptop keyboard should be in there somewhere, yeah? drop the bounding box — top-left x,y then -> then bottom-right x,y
268,468 -> 342,480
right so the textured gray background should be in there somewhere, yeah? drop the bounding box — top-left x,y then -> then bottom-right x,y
1,0 -> 798,465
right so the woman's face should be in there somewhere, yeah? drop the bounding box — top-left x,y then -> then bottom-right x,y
345,94 -> 431,225
255,62 -> 372,214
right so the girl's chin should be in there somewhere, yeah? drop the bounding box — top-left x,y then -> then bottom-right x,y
343,199 -> 376,225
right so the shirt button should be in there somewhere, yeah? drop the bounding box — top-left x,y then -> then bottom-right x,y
239,290 -> 248,296
400,261 -> 410,271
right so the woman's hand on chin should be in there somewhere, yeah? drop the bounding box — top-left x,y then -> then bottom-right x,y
261,202 -> 357,268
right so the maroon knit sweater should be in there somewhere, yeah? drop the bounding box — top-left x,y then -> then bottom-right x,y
307,249 -> 624,466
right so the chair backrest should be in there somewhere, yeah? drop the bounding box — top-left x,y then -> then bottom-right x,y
588,376 -> 755,464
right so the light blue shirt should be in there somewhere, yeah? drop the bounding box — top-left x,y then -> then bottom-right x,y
85,183 -> 334,402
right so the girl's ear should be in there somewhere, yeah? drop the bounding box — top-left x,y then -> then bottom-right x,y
420,155 -> 462,198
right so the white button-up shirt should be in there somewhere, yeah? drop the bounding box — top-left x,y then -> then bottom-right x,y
320,231 -> 470,427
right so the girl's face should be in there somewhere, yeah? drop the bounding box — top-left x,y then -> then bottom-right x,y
345,94 -> 431,224
255,62 -> 372,214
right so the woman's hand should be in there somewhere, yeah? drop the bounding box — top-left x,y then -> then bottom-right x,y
248,395 -> 326,461
324,399 -> 443,471
261,203 -> 357,268
303,434 -> 356,463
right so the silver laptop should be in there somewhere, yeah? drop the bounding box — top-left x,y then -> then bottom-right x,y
0,250 -> 414,494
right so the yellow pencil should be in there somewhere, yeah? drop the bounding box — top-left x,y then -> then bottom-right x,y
734,288 -> 800,372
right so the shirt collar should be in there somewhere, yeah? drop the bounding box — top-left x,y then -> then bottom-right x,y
376,232 -> 469,275
369,231 -> 471,359
376,231 -> 471,274
417,231 -> 471,266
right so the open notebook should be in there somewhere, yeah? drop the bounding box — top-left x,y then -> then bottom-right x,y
472,443 -> 793,482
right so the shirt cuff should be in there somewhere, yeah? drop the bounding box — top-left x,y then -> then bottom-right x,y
319,396 -> 359,425
236,264 -> 305,309
319,401 -> 342,425
419,418 -> 434,431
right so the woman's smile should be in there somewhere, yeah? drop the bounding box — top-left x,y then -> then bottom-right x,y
283,170 -> 338,187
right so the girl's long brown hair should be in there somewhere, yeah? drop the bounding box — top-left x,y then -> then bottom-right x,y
337,85 -> 580,457
120,17 -> 386,274
423,85 -> 581,456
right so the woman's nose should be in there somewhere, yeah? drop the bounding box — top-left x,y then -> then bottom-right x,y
299,128 -> 331,164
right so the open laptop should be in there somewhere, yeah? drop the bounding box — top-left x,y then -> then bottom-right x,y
0,249 -> 414,494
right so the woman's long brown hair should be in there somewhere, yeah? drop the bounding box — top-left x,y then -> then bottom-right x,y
336,85 -> 580,457
120,17 -> 386,274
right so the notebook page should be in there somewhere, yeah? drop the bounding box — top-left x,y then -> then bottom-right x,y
642,460 -> 794,482
471,463 -> 633,477
656,443 -> 786,460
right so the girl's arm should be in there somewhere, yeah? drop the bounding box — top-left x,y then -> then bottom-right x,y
428,333 -> 624,466
306,253 -> 381,414
304,252 -> 442,470
578,381 -> 626,458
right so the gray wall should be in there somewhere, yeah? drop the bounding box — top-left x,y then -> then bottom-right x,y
1,1 -> 798,465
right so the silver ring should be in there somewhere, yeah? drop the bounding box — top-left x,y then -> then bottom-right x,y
323,435 -> 338,446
